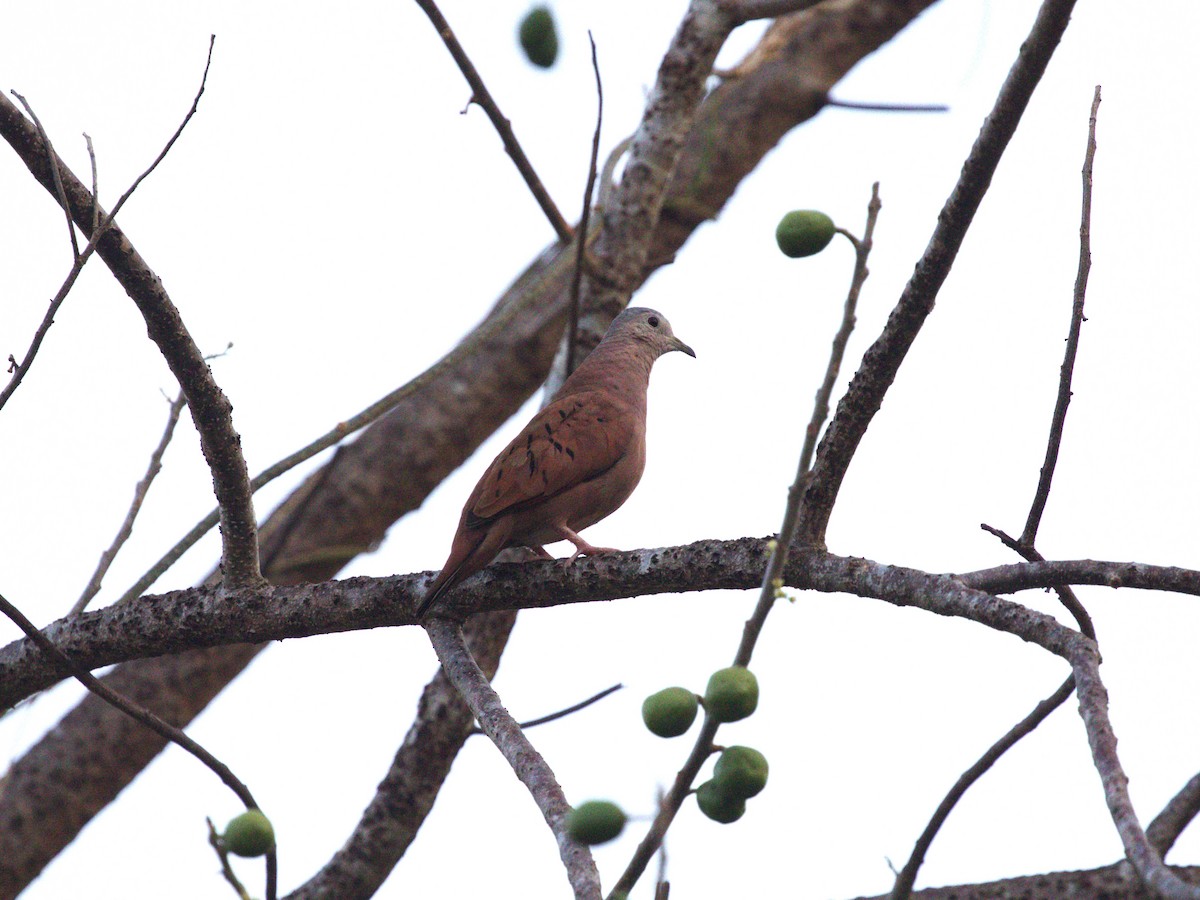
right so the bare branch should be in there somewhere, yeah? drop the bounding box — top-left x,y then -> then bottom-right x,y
1021,84 -> 1101,544
207,818 -> 255,900
474,683 -> 623,735
583,0 -> 735,322
413,0 -> 572,243
286,610 -> 516,900
0,590 -> 277,900
981,525 -> 1094,636
0,37 -> 263,589
888,675 -> 1076,900
424,617 -> 600,900
1070,645 -> 1199,899
798,184 -> 880,474
798,0 -> 1080,546
9,91 -> 79,259
566,33 -> 604,377
7,547 -> 1200,713
71,391 -> 187,615
861,862 -> 1200,900
1148,772 -> 1200,858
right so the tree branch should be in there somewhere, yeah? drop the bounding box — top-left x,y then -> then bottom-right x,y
7,546 -> 1200,713
1148,772 -> 1200,859
425,618 -> 600,900
798,0 -> 1080,546
1021,85 -> 1101,544
0,37 -> 264,590
413,0 -> 572,243
72,390 -> 187,614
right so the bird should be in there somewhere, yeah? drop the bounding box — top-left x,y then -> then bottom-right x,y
418,307 -> 695,618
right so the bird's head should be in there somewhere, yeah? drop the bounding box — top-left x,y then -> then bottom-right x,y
609,307 -> 696,359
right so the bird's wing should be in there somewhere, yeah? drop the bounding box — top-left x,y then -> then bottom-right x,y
467,390 -> 636,525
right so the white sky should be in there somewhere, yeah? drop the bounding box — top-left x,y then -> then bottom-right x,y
2,2 -> 1199,898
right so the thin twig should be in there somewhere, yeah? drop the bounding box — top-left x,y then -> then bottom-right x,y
207,818 -> 254,900
425,617 -> 601,900
798,185 -> 879,474
612,182 -> 880,897
981,525 -> 1093,637
3,38 -> 265,589
887,675 -> 1076,900
105,36 -> 263,590
891,89 -> 1104,899
0,592 -> 255,808
0,228 -> 108,411
413,0 -> 572,243
1021,84 -> 1100,545
469,683 -> 623,736
84,132 -> 99,232
798,0 -> 1081,547
566,32 -> 604,377
71,391 -> 187,615
824,96 -> 948,113
10,91 -> 79,260
0,589 -> 278,900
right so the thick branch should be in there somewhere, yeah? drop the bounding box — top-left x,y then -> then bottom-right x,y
856,862 -> 1200,900
9,546 -> 1200,711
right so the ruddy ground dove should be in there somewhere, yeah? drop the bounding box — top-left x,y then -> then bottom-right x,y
418,307 -> 695,617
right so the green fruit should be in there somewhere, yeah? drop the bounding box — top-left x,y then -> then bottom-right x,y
695,779 -> 746,824
775,210 -> 836,258
704,666 -> 759,722
518,6 -> 558,68
222,809 -> 275,858
713,745 -> 769,799
566,800 -> 626,845
642,687 -> 699,737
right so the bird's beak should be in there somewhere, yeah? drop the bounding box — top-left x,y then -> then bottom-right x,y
671,337 -> 696,358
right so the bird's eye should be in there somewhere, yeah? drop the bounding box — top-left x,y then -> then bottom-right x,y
647,315 -> 660,328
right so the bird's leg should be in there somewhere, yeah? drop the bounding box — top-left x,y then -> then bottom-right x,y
528,545 -> 555,560
555,526 -> 621,563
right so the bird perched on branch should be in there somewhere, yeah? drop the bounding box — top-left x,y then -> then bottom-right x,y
418,307 -> 695,618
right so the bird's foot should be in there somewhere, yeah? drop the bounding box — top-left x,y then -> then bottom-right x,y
565,541 -> 621,564
553,526 -> 621,564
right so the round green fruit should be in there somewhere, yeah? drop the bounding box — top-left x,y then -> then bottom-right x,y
704,666 -> 759,723
713,745 -> 769,799
519,6 -> 559,69
222,809 -> 275,858
566,800 -> 627,845
696,779 -> 746,824
775,210 -> 836,258
642,687 -> 700,737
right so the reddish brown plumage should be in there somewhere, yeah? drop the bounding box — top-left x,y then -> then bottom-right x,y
418,308 -> 694,617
